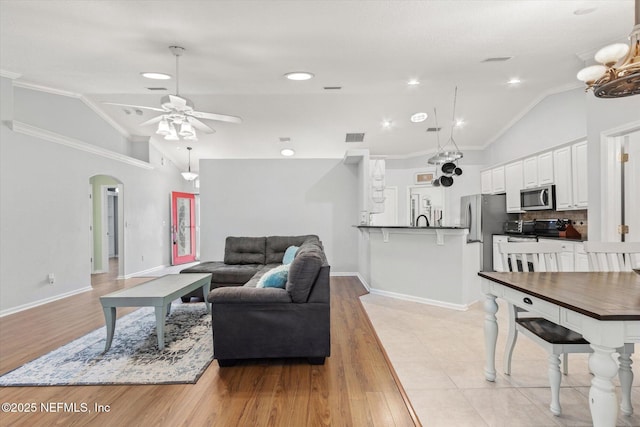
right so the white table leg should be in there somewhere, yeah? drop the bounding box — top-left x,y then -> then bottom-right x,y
549,353 -> 562,416
155,305 -> 166,350
102,306 -> 116,352
484,293 -> 498,382
589,344 -> 620,427
618,349 -> 634,416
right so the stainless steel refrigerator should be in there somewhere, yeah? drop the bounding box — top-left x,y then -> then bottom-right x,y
460,194 -> 517,271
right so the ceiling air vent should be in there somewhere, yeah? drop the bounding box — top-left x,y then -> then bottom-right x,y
146,87 -> 168,91
481,56 -> 513,63
426,127 -> 442,132
345,133 -> 365,143
324,86 -> 342,90
279,137 -> 291,143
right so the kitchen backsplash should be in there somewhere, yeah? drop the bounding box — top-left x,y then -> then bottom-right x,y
521,210 -> 588,239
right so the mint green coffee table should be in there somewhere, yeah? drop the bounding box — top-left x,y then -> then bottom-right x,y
99,273 -> 212,352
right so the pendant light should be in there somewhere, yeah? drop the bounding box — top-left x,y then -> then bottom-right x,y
181,147 -> 198,181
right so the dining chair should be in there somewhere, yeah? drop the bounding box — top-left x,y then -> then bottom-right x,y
498,242 -> 598,416
583,241 -> 640,416
583,241 -> 640,272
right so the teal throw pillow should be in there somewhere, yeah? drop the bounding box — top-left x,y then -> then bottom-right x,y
282,245 -> 299,265
256,264 -> 289,288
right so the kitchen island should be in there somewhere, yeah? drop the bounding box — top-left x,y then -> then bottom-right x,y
358,226 -> 481,310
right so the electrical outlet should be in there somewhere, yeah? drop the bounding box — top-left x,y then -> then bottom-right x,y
141,255 -> 144,261
48,273 -> 55,285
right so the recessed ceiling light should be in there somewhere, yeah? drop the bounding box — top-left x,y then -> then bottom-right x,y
410,112 -> 428,123
508,78 -> 522,85
382,120 -> 392,129
281,148 -> 295,157
407,79 -> 420,86
455,119 -> 466,127
284,72 -> 314,81
141,72 -> 172,80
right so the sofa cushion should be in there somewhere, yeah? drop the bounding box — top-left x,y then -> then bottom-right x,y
282,245 -> 298,265
224,236 -> 266,265
256,264 -> 289,288
265,235 -> 319,264
182,262 -> 262,284
286,252 -> 323,303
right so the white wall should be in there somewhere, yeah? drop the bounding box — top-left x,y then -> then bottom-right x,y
199,159 -> 359,273
484,89 -> 587,167
0,78 -> 189,314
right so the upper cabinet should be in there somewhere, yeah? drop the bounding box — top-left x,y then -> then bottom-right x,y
553,140 -> 588,210
481,166 -> 505,194
523,152 -> 554,188
505,161 -> 523,213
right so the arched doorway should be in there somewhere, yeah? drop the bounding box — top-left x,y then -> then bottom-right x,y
89,175 -> 125,281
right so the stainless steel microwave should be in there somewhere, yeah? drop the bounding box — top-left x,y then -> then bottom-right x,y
520,185 -> 555,211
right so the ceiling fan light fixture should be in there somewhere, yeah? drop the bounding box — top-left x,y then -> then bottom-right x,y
179,121 -> 195,137
164,125 -> 179,141
156,117 -> 171,135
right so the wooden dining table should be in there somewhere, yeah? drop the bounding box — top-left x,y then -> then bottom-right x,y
478,271 -> 640,427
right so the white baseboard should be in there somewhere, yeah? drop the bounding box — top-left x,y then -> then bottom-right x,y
367,288 -> 473,311
0,286 -> 93,317
125,264 -> 170,278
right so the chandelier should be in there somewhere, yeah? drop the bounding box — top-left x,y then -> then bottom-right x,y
181,147 -> 198,181
576,0 -> 640,98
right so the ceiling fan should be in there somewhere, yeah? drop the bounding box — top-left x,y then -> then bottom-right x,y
104,46 -> 242,141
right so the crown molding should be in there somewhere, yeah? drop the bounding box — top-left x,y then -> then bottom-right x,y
12,80 -> 132,138
0,69 -> 22,80
8,120 -> 154,170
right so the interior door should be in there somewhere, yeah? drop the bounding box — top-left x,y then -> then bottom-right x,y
171,192 -> 196,265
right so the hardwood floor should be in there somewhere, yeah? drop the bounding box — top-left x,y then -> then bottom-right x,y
0,273 -> 418,426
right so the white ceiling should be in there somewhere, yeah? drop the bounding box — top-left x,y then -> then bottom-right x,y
0,1 -> 635,171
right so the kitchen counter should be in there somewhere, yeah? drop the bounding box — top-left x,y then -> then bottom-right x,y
495,233 -> 586,242
357,226 -> 481,309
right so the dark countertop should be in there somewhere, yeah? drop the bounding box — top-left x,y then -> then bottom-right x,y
356,225 -> 467,230
493,233 -> 586,242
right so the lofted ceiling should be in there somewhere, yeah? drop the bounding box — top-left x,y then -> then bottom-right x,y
0,0 -> 635,171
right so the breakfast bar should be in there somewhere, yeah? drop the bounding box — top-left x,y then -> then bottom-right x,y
358,226 -> 481,309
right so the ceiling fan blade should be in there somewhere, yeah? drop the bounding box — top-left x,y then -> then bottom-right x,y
187,116 -> 216,134
102,102 -> 166,112
139,115 -> 165,127
189,110 -> 243,124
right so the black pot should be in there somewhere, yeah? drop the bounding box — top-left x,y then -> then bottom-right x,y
432,177 -> 441,186
454,167 -> 463,176
442,162 -> 456,175
440,175 -> 454,187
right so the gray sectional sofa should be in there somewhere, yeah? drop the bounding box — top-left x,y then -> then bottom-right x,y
180,235 -> 331,366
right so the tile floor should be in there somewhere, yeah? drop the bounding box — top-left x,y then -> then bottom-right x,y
360,293 -> 640,427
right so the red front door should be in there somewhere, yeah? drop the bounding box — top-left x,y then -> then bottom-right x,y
171,191 -> 196,265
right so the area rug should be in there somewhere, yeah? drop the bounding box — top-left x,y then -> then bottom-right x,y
0,303 -> 213,386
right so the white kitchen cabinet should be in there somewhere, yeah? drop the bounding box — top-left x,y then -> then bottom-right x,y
523,157 -> 538,188
538,151 -> 554,185
571,141 -> 588,208
553,141 -> 588,211
491,166 -> 506,193
481,170 -> 492,194
505,161 -> 523,213
493,235 -> 509,272
553,146 -> 573,209
523,152 -> 553,188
